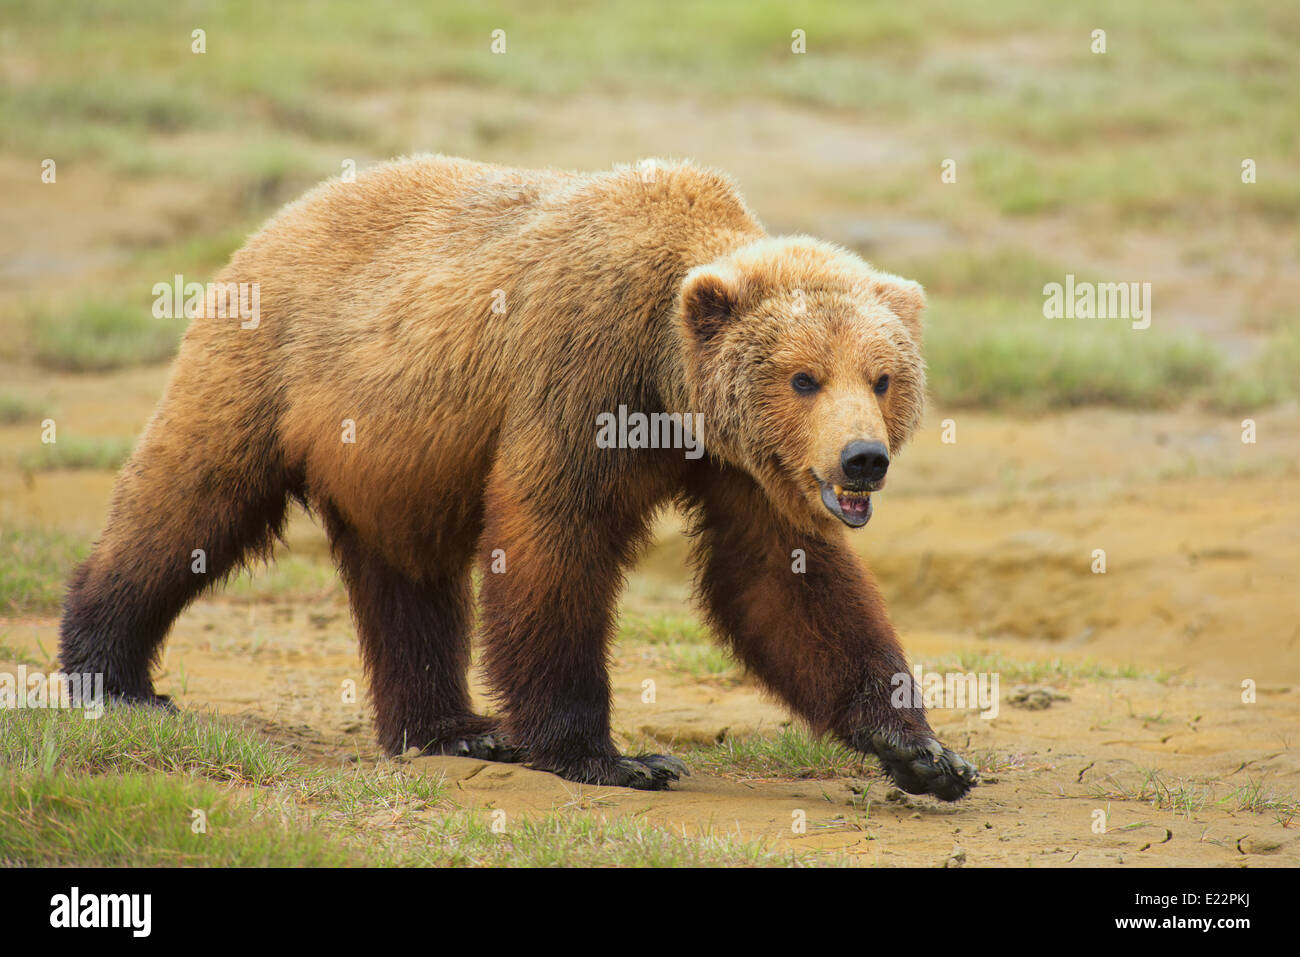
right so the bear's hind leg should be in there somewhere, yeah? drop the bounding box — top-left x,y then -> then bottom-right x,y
325,515 -> 518,759
59,420 -> 291,706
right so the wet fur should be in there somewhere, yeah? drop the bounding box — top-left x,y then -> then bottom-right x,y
60,155 -> 975,798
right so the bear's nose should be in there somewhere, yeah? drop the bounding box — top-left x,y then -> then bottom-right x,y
841,441 -> 889,483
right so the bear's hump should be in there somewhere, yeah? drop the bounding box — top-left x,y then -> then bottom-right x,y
594,158 -> 762,238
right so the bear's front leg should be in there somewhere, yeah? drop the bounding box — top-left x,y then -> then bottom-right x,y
687,470 -> 978,801
477,463 -> 687,790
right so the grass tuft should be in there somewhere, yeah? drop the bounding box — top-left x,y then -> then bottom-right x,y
0,773 -> 350,867
686,726 -> 865,781
922,651 -> 1175,685
619,613 -> 739,681
0,393 -> 42,425
18,436 -> 134,473
0,525 -> 88,615
925,297 -> 1220,411
0,707 -> 297,786
31,302 -> 183,372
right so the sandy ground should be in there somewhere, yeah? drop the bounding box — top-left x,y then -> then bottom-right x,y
3,361 -> 1297,866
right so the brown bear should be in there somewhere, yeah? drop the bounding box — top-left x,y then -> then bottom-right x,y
60,155 -> 978,800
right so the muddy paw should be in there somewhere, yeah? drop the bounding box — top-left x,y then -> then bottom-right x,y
428,731 -> 525,762
552,753 -> 689,791
634,753 -> 690,784
868,732 -> 979,802
422,721 -> 525,762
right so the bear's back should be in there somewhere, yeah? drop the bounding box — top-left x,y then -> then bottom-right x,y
165,156 -> 764,557
218,154 -> 762,355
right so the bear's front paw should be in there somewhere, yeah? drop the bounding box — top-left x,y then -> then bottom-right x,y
547,753 -> 689,791
867,732 -> 979,802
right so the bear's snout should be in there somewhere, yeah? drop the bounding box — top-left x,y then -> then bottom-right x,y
840,440 -> 889,485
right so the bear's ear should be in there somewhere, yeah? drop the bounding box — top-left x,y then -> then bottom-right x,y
870,275 -> 926,339
681,266 -> 744,344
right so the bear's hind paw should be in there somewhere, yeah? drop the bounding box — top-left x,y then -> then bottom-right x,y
429,732 -> 524,762
417,718 -> 525,763
550,753 -> 689,791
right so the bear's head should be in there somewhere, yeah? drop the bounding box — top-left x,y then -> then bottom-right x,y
679,237 -> 926,534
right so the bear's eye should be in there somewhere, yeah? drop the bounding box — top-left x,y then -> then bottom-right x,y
873,374 -> 890,396
791,372 -> 820,395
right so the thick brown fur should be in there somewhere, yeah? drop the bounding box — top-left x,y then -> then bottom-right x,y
60,155 -> 976,799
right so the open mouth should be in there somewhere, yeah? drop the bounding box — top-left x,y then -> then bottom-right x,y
813,472 -> 874,528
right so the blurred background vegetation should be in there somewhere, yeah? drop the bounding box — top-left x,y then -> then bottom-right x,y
4,0 -> 1298,410
1,0 -> 1298,614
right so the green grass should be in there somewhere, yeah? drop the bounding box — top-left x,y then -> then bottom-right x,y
0,516 -> 336,615
127,222 -> 259,276
18,435 -> 134,472
921,650 -> 1175,685
288,760 -> 448,815
5,1 -> 1295,139
0,393 -> 42,425
3,0 -> 1295,224
392,809 -> 823,867
894,249 -> 1299,412
3,1 -> 1296,413
1229,780 -> 1300,828
0,520 -> 340,617
620,613 -> 712,646
967,140 -> 1300,226
1089,767 -> 1300,825
902,247 -> 1073,301
1,707 -> 298,785
685,727 -> 866,781
0,639 -> 46,667
223,551 -> 343,603
30,302 -> 183,372
0,771 -> 824,867
924,295 -> 1222,411
0,773 -> 352,867
0,707 -> 829,866
1205,326 -> 1300,414
0,524 -> 89,615
618,613 -> 739,681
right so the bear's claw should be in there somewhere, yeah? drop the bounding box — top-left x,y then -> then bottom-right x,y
424,732 -> 525,763
549,753 -> 689,791
636,753 -> 690,782
868,732 -> 979,802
